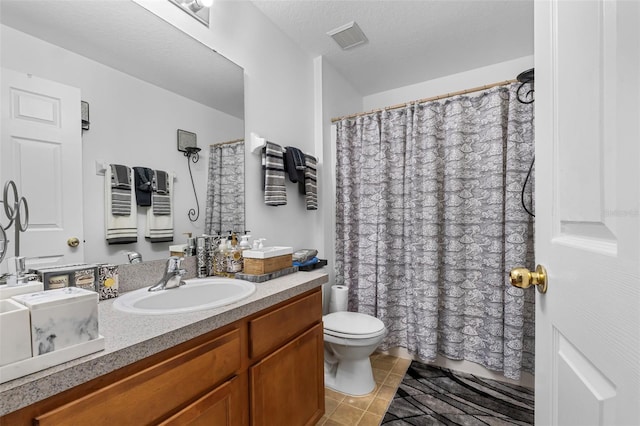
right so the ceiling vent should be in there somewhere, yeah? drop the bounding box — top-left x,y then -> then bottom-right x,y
327,21 -> 368,50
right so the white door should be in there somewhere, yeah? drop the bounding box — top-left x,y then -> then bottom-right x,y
1,68 -> 84,270
534,1 -> 639,425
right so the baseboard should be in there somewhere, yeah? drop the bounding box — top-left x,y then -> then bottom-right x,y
378,347 -> 535,389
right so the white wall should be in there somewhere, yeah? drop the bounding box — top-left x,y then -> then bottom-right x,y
1,25 -> 243,264
136,1 -> 319,255
363,55 -> 534,111
315,57 -> 363,311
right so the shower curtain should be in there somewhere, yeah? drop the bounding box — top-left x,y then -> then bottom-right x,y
335,84 -> 534,380
205,140 -> 245,235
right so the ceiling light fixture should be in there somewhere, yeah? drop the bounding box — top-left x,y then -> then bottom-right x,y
327,21 -> 368,50
169,0 -> 212,26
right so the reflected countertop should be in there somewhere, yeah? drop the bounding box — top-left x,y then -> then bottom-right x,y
0,270 -> 328,416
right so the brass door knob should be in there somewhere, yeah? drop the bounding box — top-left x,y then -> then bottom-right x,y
509,265 -> 548,293
67,237 -> 80,248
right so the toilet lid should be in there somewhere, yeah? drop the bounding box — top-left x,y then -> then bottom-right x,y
323,312 -> 385,336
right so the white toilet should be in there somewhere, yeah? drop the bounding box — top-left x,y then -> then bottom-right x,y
323,287 -> 387,396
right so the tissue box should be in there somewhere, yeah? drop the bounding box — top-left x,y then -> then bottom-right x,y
0,299 -> 32,366
12,287 -> 99,356
97,264 -> 119,300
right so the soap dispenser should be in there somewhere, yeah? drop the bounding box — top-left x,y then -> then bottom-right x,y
227,234 -> 242,274
239,235 -> 251,251
213,238 -> 228,277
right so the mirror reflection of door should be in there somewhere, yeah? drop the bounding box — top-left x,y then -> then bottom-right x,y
0,69 -> 84,271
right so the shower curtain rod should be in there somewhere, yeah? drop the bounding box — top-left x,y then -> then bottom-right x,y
331,78 -> 518,123
209,138 -> 244,147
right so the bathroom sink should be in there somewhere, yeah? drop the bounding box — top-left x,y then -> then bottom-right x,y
113,278 -> 256,315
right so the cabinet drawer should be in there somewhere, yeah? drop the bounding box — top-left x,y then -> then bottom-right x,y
249,289 -> 322,359
34,328 -> 241,426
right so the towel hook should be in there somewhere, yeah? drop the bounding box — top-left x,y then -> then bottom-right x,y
183,147 -> 201,222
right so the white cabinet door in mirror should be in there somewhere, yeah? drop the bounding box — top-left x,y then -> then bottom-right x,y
1,69 -> 83,270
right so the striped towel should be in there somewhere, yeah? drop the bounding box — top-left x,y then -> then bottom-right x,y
262,142 -> 287,206
152,170 -> 171,216
152,194 -> 171,215
105,165 -> 137,244
111,188 -> 131,215
146,170 -> 173,242
303,154 -> 318,210
110,164 -> 132,216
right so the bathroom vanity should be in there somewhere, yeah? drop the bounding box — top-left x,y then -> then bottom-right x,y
0,271 -> 327,425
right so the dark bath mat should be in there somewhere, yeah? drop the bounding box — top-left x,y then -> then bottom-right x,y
382,361 -> 534,425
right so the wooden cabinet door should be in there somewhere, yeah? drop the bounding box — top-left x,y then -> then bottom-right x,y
250,323 -> 324,426
33,329 -> 241,426
159,375 -> 247,426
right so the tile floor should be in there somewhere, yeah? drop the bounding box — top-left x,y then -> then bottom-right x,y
316,353 -> 411,426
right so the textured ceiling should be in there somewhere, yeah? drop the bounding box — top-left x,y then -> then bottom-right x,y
251,0 -> 534,96
0,0 -> 244,119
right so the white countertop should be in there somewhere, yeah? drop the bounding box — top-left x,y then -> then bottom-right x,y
0,270 -> 328,416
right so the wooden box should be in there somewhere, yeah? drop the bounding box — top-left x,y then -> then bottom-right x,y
243,254 -> 292,275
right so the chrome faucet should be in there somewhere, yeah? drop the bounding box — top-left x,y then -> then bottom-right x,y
148,256 -> 186,292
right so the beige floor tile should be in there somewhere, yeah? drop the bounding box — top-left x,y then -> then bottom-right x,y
343,391 -> 377,411
358,412 -> 383,426
325,388 -> 346,402
371,356 -> 396,370
329,404 -> 366,425
367,397 -> 392,416
375,384 -> 398,401
372,367 -> 389,384
391,358 -> 412,375
321,352 -> 406,425
325,396 -> 341,416
323,419 -> 346,426
383,373 -> 404,388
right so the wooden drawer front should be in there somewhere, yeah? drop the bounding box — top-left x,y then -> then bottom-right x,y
249,289 -> 322,359
35,329 -> 241,426
250,323 -> 324,426
159,375 -> 245,426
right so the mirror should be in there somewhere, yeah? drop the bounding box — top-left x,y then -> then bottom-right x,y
0,0 -> 244,266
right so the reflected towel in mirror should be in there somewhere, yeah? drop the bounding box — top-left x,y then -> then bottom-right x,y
105,165 -> 137,244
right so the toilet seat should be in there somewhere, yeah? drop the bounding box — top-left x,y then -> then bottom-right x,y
323,312 -> 385,339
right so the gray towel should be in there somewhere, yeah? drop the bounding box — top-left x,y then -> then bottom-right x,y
262,142 -> 286,206
109,164 -> 132,215
284,146 -> 306,183
152,194 -> 171,215
152,170 -> 171,216
105,165 -> 136,243
110,164 -> 131,189
133,167 -> 153,206
303,154 -> 318,210
146,170 -> 173,242
153,170 -> 169,194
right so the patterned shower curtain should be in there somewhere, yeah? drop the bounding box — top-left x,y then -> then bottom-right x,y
205,140 -> 245,235
335,84 -> 535,380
